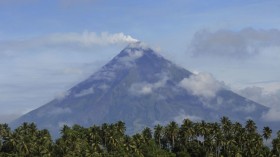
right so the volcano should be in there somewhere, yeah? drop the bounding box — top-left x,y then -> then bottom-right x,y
11,42 -> 269,137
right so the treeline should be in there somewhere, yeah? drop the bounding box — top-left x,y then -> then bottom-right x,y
0,117 -> 280,156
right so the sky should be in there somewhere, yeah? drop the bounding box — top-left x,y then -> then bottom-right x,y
0,0 -> 280,123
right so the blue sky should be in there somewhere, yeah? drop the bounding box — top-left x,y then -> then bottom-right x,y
1,0 -> 280,122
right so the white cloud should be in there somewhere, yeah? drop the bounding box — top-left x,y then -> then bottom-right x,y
238,87 -> 280,121
202,96 -> 224,110
130,83 -> 153,95
114,42 -> 164,68
117,49 -> 144,65
189,28 -> 280,59
153,120 -> 169,126
91,70 -> 116,81
74,83 -> 109,98
174,109 -> 202,124
58,121 -> 74,128
179,72 -> 225,98
75,87 -> 94,97
55,91 -> 70,100
239,87 -> 280,108
129,74 -> 168,95
262,109 -> 280,122
46,31 -> 139,46
233,103 -> 256,113
127,42 -> 149,50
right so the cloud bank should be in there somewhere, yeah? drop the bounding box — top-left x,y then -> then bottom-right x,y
179,72 -> 225,98
189,28 -> 280,59
238,86 -> 280,121
233,102 -> 256,113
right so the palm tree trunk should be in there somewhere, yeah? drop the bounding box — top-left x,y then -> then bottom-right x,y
172,135 -> 175,149
158,137 -> 161,148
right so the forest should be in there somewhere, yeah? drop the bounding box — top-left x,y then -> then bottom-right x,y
0,117 -> 279,157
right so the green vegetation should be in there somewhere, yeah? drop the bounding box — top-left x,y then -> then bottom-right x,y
0,117 -> 280,156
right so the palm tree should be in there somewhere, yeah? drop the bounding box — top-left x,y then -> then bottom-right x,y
57,125 -> 78,156
3,132 -> 18,154
0,123 -> 11,151
131,133 -> 145,156
204,122 -> 221,156
154,124 -> 163,148
245,119 -> 257,134
0,123 -> 11,136
198,121 -> 208,146
123,135 -> 135,154
220,116 -> 232,136
272,131 -> 280,157
106,124 -> 119,152
35,129 -> 52,156
273,139 -> 280,157
115,121 -> 126,137
165,121 -> 179,150
263,126 -> 272,142
13,122 -> 42,156
212,124 -> 223,157
180,118 -> 195,146
3,118 -> 280,156
225,135 -> 237,156
101,123 -> 109,147
142,127 -> 152,143
88,125 -> 102,153
235,127 -> 246,153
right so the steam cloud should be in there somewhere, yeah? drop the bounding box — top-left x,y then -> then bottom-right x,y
0,31 -> 139,54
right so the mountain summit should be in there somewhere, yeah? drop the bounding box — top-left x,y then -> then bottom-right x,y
11,42 -> 268,136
